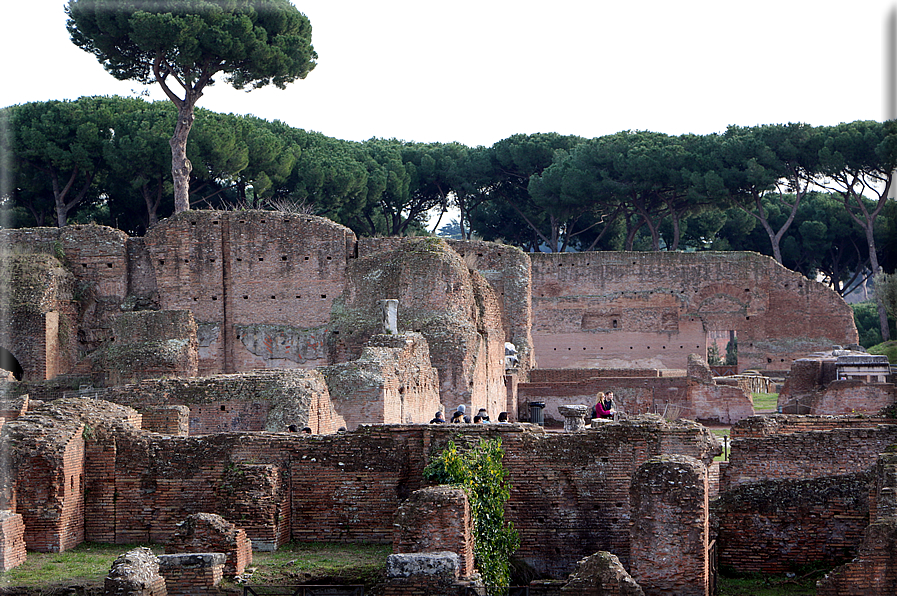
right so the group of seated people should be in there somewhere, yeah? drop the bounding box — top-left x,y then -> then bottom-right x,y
430,405 -> 509,424
428,392 -> 616,426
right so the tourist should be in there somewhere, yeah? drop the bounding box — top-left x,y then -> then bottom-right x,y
497,411 -> 509,423
477,408 -> 490,423
302,427 -> 312,434
594,392 -> 615,419
288,424 -> 298,432
473,415 -> 483,423
451,405 -> 470,423
430,411 -> 445,424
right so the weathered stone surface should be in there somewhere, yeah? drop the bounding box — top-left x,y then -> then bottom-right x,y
335,237 -> 506,415
0,510 -> 26,572
561,551 -> 644,596
322,332 -> 441,429
558,405 -> 590,431
104,547 -> 166,595
386,552 -> 460,579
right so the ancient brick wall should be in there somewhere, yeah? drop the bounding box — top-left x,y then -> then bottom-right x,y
780,380 -> 896,416
630,456 -> 709,596
729,414 -> 897,439
158,553 -> 225,595
142,211 -> 356,375
817,452 -> 897,595
0,511 -> 26,571
393,486 -> 474,578
142,405 -> 190,435
0,253 -> 77,381
100,369 -> 340,435
61,414 -> 715,578
167,512 -> 252,576
529,251 -> 857,372
722,423 -> 897,489
713,472 -> 871,574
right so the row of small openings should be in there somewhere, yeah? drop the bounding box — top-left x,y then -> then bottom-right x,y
187,218 -> 315,225
190,294 -> 329,301
767,358 -> 787,363
157,255 -> 332,265
555,262 -> 590,266
552,345 -> 697,351
81,263 -> 115,268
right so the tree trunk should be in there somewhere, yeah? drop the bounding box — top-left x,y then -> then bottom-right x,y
171,103 -> 196,214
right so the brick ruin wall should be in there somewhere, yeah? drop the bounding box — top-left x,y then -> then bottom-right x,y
516,358 -> 753,426
142,211 -> 355,375
99,369 -> 342,435
713,416 -> 897,575
712,472 -> 872,573
4,402 -> 718,578
529,251 -> 858,373
723,422 -> 897,489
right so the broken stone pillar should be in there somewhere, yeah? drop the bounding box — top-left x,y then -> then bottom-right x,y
379,299 -> 399,335
630,455 -> 709,596
561,551 -> 644,596
158,553 -> 225,596
393,486 -> 474,578
166,512 -> 252,577
385,552 -> 461,596
104,547 -> 167,596
0,511 -> 26,572
558,405 -> 591,431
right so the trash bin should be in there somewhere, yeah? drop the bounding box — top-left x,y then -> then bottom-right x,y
529,401 -> 545,426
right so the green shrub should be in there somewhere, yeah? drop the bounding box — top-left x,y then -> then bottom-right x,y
851,301 -> 897,348
423,438 -> 519,591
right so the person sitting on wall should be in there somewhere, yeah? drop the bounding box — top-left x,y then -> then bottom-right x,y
476,408 -> 490,423
451,405 -> 470,423
302,427 -> 312,434
430,411 -> 445,424
288,424 -> 298,432
473,415 -> 483,423
497,411 -> 509,423
594,392 -> 615,420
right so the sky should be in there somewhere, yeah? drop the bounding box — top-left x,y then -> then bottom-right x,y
2,0 -> 896,150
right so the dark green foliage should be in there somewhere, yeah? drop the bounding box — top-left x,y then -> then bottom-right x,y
853,301 -> 897,348
423,439 -> 519,591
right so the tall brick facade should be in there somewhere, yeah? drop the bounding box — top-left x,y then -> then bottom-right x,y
529,251 -> 857,372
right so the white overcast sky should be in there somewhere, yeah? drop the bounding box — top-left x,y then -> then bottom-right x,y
2,0 -> 896,148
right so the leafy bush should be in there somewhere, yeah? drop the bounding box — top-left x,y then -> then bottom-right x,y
423,438 -> 520,591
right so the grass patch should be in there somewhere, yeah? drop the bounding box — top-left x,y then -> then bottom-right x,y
711,428 -> 730,462
0,542 -> 162,589
868,340 -> 897,364
752,392 -> 779,412
234,541 -> 392,587
0,541 -> 391,593
719,568 -> 828,595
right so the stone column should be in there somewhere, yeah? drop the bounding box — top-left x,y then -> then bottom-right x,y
630,455 -> 709,596
378,299 -> 399,335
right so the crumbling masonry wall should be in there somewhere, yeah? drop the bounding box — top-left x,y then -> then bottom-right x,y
529,251 -> 857,372
722,416 -> 897,489
6,400 -> 718,577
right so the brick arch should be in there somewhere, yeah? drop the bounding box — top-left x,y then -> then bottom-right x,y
0,346 -> 24,381
690,284 -> 751,316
